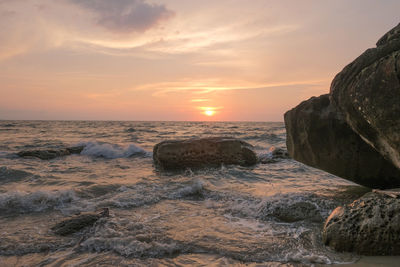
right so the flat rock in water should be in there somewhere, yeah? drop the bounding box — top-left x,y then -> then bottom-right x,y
322,192 -> 400,255
51,208 -> 109,236
153,137 -> 257,170
17,146 -> 84,160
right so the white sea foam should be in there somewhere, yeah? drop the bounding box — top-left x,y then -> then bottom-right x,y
95,186 -> 161,209
284,250 -> 334,264
0,190 -> 78,214
79,141 -> 150,159
171,179 -> 205,199
79,217 -> 181,257
81,237 -> 180,257
227,193 -> 335,223
256,150 -> 273,163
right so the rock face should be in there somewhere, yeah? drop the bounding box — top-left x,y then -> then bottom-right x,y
17,146 -> 84,160
330,23 -> 400,170
323,192 -> 400,255
153,137 -> 257,170
52,208 -> 109,236
284,23 -> 400,189
284,94 -> 400,189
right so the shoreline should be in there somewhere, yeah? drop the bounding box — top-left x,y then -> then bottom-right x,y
325,256 -> 400,267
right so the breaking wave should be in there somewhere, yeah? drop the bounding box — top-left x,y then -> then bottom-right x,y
79,141 -> 150,159
227,193 -> 337,223
0,190 -> 78,214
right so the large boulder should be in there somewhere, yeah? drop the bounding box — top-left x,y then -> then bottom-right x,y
153,137 -> 257,170
330,23 -> 400,169
322,191 -> 400,255
284,94 -> 400,189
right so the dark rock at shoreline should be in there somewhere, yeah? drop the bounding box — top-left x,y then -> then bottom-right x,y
153,137 -> 257,170
52,208 -> 109,236
284,23 -> 400,189
330,23 -> 400,170
17,146 -> 84,160
284,94 -> 400,189
323,191 -> 400,255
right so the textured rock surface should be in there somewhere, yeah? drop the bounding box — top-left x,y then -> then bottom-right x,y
323,192 -> 400,255
284,94 -> 400,189
153,137 -> 257,170
52,208 -> 109,236
330,23 -> 400,169
17,146 -> 84,160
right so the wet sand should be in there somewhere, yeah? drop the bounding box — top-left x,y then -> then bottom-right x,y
327,256 -> 400,267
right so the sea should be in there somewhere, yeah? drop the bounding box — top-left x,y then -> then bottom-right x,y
0,120 -> 373,266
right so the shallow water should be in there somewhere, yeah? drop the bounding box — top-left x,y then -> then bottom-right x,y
0,121 -> 370,266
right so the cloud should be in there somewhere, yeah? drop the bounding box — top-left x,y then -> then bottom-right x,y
69,0 -> 174,33
136,79 -> 329,97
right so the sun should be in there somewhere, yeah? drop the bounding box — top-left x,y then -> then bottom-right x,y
204,110 -> 215,116
199,106 -> 221,117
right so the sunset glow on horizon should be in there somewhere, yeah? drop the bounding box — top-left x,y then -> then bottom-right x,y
204,110 -> 215,117
1,0 -> 399,121
200,106 -> 220,117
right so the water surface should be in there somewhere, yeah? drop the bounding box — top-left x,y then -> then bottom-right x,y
0,121 -> 369,266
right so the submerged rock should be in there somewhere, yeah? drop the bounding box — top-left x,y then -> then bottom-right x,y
52,208 -> 109,236
259,147 -> 290,164
17,146 -> 84,160
323,191 -> 400,255
270,147 -> 289,159
153,137 -> 257,170
284,94 -> 400,189
331,23 -> 400,170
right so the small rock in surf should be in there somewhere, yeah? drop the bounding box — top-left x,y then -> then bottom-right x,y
51,208 -> 109,236
17,146 -> 84,160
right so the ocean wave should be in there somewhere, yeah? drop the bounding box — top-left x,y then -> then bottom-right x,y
1,123 -> 17,127
0,237 -> 73,256
244,133 -> 283,140
0,166 -> 37,183
0,190 -> 78,214
257,147 -> 290,163
227,193 -> 336,223
79,141 -> 150,159
125,127 -> 136,133
170,179 -> 206,199
0,152 -> 11,158
79,217 -> 183,257
81,236 -> 181,258
92,185 -> 164,209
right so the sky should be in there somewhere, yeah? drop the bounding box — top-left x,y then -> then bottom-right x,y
0,0 -> 399,121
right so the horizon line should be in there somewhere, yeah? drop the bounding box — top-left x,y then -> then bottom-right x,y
0,119 -> 284,123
